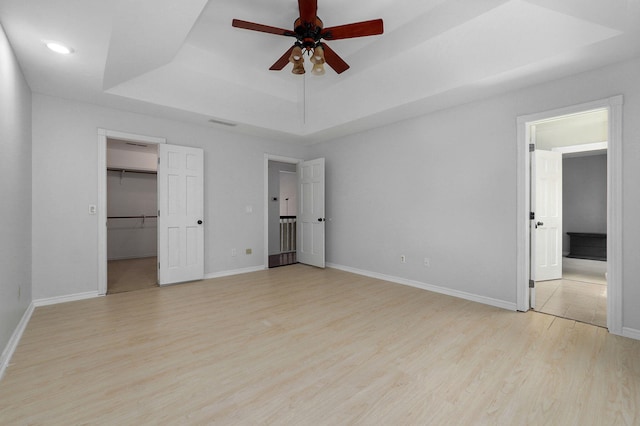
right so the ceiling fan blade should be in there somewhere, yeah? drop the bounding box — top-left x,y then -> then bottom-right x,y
321,19 -> 384,40
232,19 -> 296,37
269,46 -> 295,71
298,0 -> 318,24
321,43 -> 350,74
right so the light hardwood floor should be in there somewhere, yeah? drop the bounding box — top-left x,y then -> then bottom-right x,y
108,256 -> 158,294
1,265 -> 639,424
536,269 -> 608,328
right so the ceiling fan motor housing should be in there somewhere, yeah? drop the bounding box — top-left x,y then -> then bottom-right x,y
294,17 -> 323,49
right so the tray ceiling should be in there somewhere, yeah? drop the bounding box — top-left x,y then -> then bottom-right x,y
1,0 -> 639,142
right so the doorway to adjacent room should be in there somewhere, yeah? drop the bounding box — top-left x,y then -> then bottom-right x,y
529,109 -> 608,327
267,160 -> 299,268
516,95 -> 623,334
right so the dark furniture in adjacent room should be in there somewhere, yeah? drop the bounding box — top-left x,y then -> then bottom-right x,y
567,232 -> 606,261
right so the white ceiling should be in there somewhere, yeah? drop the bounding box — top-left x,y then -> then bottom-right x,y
1,0 -> 639,143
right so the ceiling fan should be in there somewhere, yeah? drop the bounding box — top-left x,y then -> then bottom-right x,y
232,0 -> 383,75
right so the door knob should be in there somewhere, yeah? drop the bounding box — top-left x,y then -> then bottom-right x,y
197,220 -> 203,225
535,221 -> 544,228
317,218 -> 325,222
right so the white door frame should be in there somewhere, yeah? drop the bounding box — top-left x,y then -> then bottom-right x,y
97,129 -> 166,296
263,154 -> 303,269
516,95 -> 623,335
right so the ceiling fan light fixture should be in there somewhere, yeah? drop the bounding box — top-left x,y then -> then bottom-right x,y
311,63 -> 325,76
310,45 -> 325,76
289,45 -> 305,74
291,61 -> 306,75
289,46 -> 303,63
312,45 -> 325,63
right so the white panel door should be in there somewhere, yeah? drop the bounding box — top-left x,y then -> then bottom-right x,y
158,144 -> 204,285
297,158 -> 325,268
533,149 -> 563,284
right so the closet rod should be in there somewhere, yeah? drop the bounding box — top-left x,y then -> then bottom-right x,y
107,167 -> 157,175
107,215 -> 158,219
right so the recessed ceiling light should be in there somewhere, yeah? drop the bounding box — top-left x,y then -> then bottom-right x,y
45,41 -> 74,55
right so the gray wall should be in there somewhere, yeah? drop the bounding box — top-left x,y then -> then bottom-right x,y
312,57 -> 640,331
4,29 -> 640,354
31,94 -> 310,300
0,24 -> 32,355
563,154 -> 607,254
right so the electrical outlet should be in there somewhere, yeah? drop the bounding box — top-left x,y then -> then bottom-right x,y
246,248 -> 252,255
424,257 -> 430,267
231,248 -> 237,257
401,255 -> 406,263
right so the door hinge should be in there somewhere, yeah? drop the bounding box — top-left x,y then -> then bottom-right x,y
529,143 -> 535,152
530,212 -> 535,220
529,279 -> 535,288
157,210 -> 160,217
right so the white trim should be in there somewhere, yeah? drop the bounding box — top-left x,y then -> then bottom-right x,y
516,95 -> 623,335
204,265 -> 265,280
98,132 -> 107,295
33,291 -> 101,307
0,303 -> 35,381
607,97 -> 624,335
97,129 -> 166,296
551,141 -> 607,154
98,129 -> 166,145
622,327 -> 640,341
516,114 -> 529,311
327,263 -> 517,311
263,154 -> 303,268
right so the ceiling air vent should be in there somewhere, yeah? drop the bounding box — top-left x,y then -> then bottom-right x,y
208,118 -> 237,127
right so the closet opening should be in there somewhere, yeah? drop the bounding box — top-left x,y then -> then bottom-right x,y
267,159 -> 299,268
106,138 -> 159,294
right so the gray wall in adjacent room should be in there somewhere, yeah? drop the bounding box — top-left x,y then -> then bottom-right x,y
562,154 -> 607,254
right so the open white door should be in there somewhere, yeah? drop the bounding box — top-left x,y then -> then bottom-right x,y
297,158 -> 325,268
158,144 -> 204,285
532,149 -> 563,292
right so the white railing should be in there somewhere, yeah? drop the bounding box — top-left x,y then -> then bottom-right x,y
280,216 -> 296,253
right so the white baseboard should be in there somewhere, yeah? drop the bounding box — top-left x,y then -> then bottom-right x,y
0,302 -> 35,381
33,291 -> 101,307
622,327 -> 640,341
204,265 -> 266,280
327,263 -> 517,311
1,291 -> 101,381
